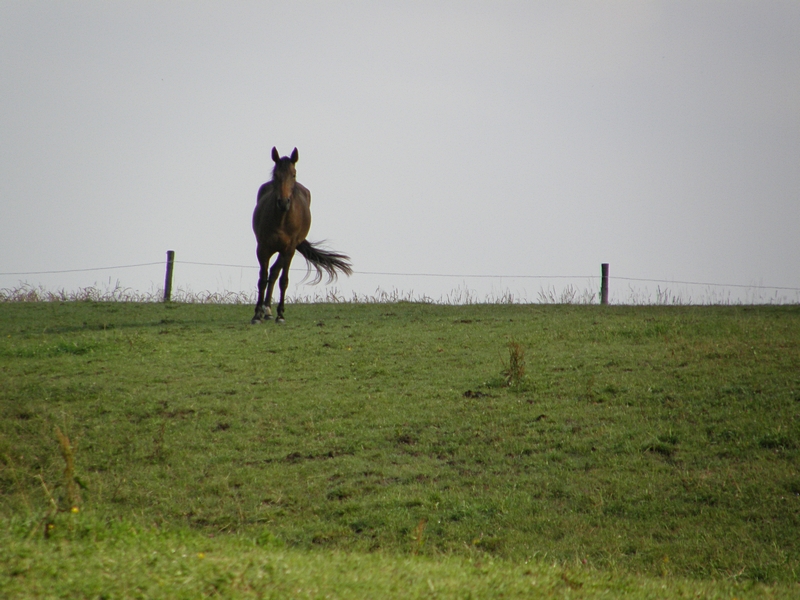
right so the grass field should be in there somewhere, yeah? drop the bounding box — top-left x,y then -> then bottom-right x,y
1,301 -> 799,597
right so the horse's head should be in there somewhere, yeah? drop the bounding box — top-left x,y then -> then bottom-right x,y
271,147 -> 298,212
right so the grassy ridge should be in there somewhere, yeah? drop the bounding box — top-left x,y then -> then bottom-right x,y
1,302 -> 799,595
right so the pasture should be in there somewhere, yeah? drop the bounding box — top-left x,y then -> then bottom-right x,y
1,301 -> 799,598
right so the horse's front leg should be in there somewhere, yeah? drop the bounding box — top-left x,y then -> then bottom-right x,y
251,256 -> 269,324
263,255 -> 283,321
275,251 -> 295,323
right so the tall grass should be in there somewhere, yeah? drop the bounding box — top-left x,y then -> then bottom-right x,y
0,282 -> 252,304
3,282 -> 797,305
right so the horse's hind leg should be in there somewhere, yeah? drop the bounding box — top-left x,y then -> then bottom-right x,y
252,249 -> 277,324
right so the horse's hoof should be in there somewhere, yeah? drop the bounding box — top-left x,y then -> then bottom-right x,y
276,317 -> 286,324
250,318 -> 262,325
264,314 -> 274,321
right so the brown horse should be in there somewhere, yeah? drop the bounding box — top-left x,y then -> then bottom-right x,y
251,147 -> 352,324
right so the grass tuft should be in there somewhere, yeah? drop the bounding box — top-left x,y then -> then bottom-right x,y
502,340 -> 526,387
55,426 -> 79,509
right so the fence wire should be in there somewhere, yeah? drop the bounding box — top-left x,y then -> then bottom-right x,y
1,260 -> 799,292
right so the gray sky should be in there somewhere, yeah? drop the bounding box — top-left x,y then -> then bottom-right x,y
2,1 -> 798,303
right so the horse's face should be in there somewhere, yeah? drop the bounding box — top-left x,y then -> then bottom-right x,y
271,147 -> 299,212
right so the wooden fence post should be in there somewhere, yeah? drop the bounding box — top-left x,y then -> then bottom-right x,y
601,263 -> 609,305
164,250 -> 175,302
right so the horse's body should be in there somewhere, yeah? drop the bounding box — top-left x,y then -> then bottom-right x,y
251,147 -> 351,324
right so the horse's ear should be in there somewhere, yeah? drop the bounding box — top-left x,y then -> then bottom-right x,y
290,148 -> 298,163
271,147 -> 280,163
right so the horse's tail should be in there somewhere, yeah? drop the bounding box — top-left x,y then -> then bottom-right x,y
296,240 -> 353,284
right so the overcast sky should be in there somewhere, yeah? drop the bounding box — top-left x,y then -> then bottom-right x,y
1,1 -> 798,304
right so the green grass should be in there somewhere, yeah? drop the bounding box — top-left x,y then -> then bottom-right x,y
3,519 -> 793,599
1,301 -> 799,597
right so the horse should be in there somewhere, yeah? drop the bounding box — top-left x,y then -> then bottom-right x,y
251,147 -> 352,324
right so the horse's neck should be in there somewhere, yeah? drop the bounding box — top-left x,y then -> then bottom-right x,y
256,181 -> 273,202
293,182 -> 310,203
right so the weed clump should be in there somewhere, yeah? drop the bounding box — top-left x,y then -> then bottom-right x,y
55,426 -> 80,509
502,340 -> 526,387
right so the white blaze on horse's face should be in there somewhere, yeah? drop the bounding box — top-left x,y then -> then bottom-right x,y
271,147 -> 299,212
